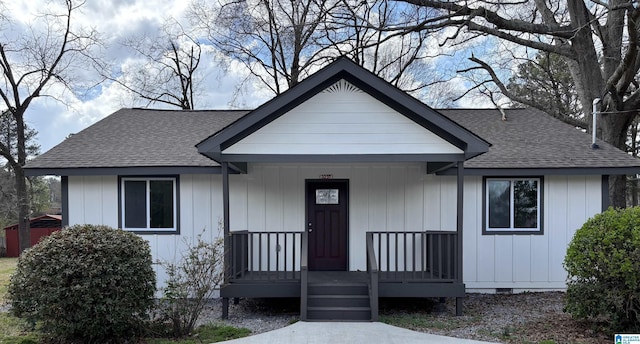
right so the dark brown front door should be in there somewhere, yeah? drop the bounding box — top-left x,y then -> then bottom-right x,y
306,180 -> 348,271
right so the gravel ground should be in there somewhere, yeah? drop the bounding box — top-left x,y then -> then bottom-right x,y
198,298 -> 299,335
197,292 -> 611,344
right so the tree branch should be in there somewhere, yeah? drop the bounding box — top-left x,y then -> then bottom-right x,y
465,56 -> 587,129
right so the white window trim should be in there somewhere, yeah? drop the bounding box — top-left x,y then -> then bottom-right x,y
120,177 -> 177,232
485,177 -> 542,233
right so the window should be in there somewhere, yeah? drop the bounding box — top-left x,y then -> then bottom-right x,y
120,177 -> 178,233
484,177 -> 543,234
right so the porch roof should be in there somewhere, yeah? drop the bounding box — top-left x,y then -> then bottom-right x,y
196,58 -> 490,165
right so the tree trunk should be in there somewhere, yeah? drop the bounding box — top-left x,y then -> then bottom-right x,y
15,166 -> 30,253
601,113 -> 635,208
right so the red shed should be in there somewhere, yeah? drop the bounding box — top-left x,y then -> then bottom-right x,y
4,214 -> 62,257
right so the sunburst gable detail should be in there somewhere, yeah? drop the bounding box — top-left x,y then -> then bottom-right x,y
322,79 -> 362,94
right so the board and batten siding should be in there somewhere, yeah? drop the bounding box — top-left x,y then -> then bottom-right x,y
462,175 -> 602,291
66,169 -> 602,291
67,175 -> 227,290
222,81 -> 463,155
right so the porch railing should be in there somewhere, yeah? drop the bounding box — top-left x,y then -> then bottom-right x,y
300,231 -> 309,320
368,231 -> 458,282
229,231 -> 303,281
366,232 -> 379,321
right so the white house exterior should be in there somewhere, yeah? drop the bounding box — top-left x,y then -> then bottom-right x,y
25,58 -> 640,321
64,170 -> 602,291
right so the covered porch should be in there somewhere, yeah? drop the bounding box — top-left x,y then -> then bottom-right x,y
224,228 -> 464,320
212,160 -> 468,321
195,59 -> 490,320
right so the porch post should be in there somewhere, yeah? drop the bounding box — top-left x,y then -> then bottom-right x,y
456,161 -> 464,316
221,162 -> 230,319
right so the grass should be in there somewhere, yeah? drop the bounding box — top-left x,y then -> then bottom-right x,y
146,324 -> 251,344
380,313 -> 462,331
0,258 -> 17,302
0,312 -> 40,343
0,257 -> 251,343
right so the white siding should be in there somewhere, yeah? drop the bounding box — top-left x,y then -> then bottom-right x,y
462,175 -> 602,290
67,170 -> 602,291
68,176 -> 119,227
67,175 -> 225,291
223,81 -> 462,155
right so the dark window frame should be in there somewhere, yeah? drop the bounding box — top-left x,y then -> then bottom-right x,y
482,176 -> 544,235
118,175 -> 180,235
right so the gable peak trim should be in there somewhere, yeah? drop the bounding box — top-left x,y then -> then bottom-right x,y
323,79 -> 362,94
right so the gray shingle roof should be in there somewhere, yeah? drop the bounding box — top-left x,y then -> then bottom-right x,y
439,107 -> 640,169
24,106 -> 640,172
25,108 -> 248,169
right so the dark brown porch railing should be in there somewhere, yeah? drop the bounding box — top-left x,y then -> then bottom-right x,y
230,231 -> 303,281
368,231 -> 458,282
366,232 -> 379,321
300,230 -> 309,321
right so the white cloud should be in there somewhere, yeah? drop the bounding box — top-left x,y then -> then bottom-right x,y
5,0 -> 512,154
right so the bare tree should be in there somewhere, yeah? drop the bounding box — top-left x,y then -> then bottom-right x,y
107,21 -> 201,110
189,0 -> 342,95
190,0 -> 453,107
393,0 -> 640,207
331,0 -> 455,106
0,0 -> 101,252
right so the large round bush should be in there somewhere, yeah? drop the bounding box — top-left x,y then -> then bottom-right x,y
564,207 -> 640,330
8,224 -> 156,342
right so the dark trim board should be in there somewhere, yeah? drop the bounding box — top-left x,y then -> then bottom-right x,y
437,167 -> 640,176
214,153 -> 467,163
481,176 -> 545,236
117,175 -> 181,235
221,283 -> 301,298
197,58 -> 490,161
61,176 -> 69,227
221,281 -> 464,298
24,166 -> 230,177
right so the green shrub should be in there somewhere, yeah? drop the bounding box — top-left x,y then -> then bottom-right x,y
8,224 -> 156,342
156,231 -> 223,337
564,207 -> 640,330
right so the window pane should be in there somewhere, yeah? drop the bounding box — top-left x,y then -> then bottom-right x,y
150,180 -> 174,228
514,180 -> 538,228
488,180 -> 511,228
124,181 -> 147,228
316,189 -> 339,204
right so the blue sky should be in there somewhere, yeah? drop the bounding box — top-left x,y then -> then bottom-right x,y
4,0 -> 496,154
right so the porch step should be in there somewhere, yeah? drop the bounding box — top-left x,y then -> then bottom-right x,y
306,282 -> 372,321
307,306 -> 372,321
308,283 -> 368,296
308,294 -> 370,308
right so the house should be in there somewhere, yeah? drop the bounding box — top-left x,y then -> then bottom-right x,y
3,214 -> 62,257
24,58 -> 640,321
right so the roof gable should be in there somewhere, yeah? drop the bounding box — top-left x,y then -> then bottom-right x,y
223,80 -> 463,156
197,58 -> 489,162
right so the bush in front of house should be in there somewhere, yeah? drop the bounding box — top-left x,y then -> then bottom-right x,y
155,231 -> 224,337
564,207 -> 640,330
8,224 -> 156,342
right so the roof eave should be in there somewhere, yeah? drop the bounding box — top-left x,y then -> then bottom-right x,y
197,58 -> 490,161
436,166 -> 640,176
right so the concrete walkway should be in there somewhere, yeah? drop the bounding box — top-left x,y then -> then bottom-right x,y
219,321 -> 499,344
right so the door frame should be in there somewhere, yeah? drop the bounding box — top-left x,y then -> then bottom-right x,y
305,179 -> 349,271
